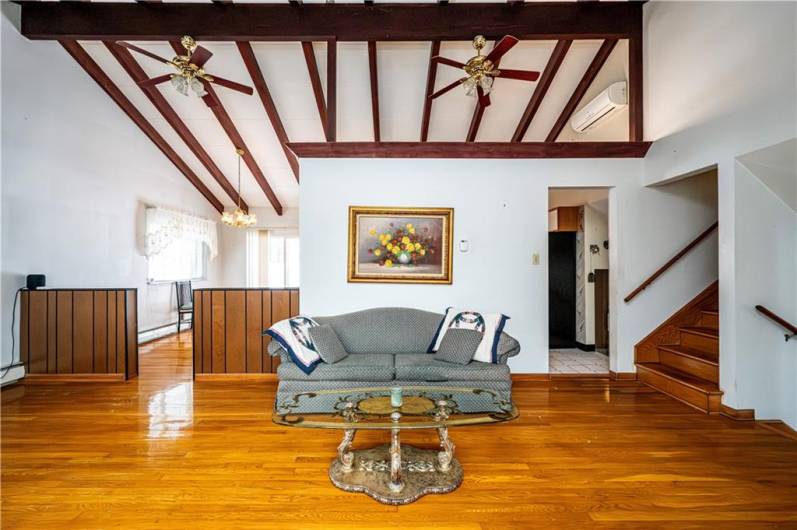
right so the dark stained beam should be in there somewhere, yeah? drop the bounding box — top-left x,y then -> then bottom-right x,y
326,38 -> 337,142
212,0 -> 233,3
466,103 -> 485,143
288,0 -> 302,5
104,41 -> 248,210
512,39 -> 571,142
420,41 -> 440,142
301,41 -> 328,139
237,41 -> 300,182
546,39 -> 617,142
287,141 -> 652,159
21,3 -> 644,42
169,41 -> 283,215
628,31 -> 643,141
59,40 -> 224,213
367,41 -> 380,142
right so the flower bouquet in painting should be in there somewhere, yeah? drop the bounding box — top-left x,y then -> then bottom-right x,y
367,223 -> 436,268
348,207 -> 453,284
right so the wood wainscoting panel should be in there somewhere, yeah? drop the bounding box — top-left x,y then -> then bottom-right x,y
192,289 -> 298,377
18,289 -> 137,381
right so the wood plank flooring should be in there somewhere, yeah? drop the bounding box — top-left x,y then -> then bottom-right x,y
2,333 -> 796,529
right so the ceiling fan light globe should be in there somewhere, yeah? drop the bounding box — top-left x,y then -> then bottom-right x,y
171,75 -> 189,96
190,77 -> 208,97
463,77 -> 478,96
479,75 -> 494,94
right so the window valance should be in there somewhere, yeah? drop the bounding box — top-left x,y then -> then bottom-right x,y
145,207 -> 218,259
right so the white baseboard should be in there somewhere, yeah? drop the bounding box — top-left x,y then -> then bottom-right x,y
138,322 -> 192,344
1,364 -> 26,387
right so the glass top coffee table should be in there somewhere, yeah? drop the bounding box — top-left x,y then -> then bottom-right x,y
273,386 -> 518,504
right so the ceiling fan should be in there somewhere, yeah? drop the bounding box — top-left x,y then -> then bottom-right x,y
116,35 -> 254,106
430,35 -> 540,108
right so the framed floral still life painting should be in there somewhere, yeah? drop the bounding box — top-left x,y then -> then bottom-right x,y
348,206 -> 453,284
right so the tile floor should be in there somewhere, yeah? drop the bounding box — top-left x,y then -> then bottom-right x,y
550,349 -> 609,374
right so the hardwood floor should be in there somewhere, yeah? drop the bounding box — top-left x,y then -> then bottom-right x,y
2,333 -> 796,529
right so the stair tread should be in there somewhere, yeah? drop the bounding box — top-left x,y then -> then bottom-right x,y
637,362 -> 721,393
658,344 -> 719,365
679,326 -> 719,338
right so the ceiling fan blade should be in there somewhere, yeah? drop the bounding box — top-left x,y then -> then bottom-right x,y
206,75 -> 254,96
477,85 -> 491,108
496,69 -> 540,82
138,74 -> 173,88
116,42 -> 174,65
485,35 -> 519,63
429,77 -> 468,99
432,56 -> 467,70
190,45 -> 213,68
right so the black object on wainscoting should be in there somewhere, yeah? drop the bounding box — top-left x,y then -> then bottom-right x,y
549,232 -> 576,349
26,274 -> 46,290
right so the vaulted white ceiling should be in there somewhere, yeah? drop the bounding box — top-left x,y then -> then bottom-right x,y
65,1 -> 631,212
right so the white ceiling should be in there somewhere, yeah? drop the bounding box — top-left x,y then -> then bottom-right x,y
75,9 -> 630,212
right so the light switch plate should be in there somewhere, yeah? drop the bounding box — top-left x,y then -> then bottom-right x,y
532,253 -> 540,266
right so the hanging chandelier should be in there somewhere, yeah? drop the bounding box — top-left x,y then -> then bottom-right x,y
221,148 -> 257,228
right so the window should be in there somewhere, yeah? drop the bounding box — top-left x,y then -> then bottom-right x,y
246,229 -> 299,288
144,207 -> 217,283
147,238 -> 208,283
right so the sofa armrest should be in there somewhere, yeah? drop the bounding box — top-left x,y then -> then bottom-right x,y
266,339 -> 292,364
496,332 -> 520,364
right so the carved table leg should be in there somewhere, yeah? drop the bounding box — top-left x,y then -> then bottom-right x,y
337,429 -> 356,473
389,411 -> 404,493
437,426 -> 455,473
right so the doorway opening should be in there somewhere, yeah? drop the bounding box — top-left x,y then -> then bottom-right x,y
548,187 -> 610,374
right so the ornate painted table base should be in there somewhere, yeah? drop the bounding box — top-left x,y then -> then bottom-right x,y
329,406 -> 462,505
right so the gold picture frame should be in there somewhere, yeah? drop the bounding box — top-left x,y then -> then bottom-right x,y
348,206 -> 454,284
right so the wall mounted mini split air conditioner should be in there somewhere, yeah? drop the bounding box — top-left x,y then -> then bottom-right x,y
570,81 -> 628,133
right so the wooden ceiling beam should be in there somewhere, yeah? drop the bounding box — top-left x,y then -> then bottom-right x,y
104,41 -> 247,211
326,39 -> 337,142
546,39 -> 617,142
512,39 -> 571,142
301,41 -> 328,140
628,29 -> 644,141
59,40 -> 224,213
367,41 -> 380,142
237,41 -> 300,182
21,3 -> 643,41
466,103 -> 485,142
168,41 -> 282,215
420,41 -> 440,142
287,141 -> 652,159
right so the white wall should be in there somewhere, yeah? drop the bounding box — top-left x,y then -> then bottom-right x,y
642,1 -> 797,427
582,202 -> 609,345
731,160 -> 796,427
300,158 -> 719,374
0,11 -> 223,368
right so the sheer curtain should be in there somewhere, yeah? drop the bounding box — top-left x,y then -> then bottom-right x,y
145,207 -> 218,259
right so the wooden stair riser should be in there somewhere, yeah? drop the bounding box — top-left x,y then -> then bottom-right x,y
658,350 -> 718,383
680,330 -> 718,354
637,366 -> 721,413
700,311 -> 719,329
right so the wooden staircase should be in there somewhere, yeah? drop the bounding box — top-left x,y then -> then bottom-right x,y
635,282 -> 722,414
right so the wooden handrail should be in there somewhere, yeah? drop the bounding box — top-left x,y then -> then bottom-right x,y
624,221 -> 718,303
755,305 -> 797,341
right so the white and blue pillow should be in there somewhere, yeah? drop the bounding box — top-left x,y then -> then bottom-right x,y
429,307 -> 509,363
266,316 -> 322,374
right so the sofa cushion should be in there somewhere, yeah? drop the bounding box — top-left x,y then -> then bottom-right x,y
277,353 -> 395,381
315,308 -> 443,355
394,353 -> 510,382
308,325 -> 349,364
433,329 -> 483,365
